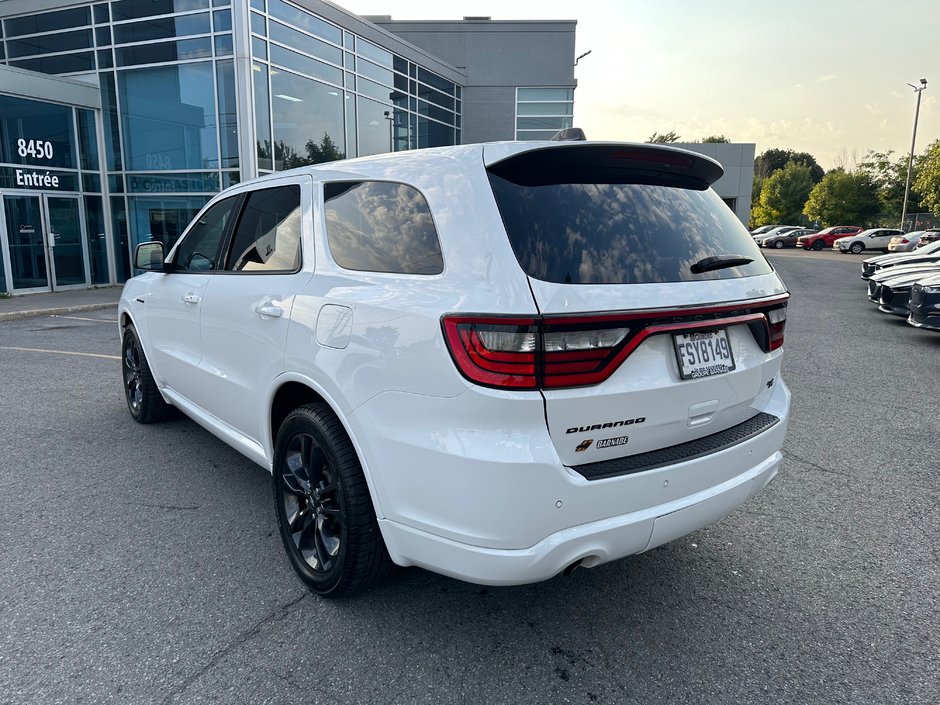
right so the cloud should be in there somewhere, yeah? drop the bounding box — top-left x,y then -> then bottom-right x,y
816,74 -> 836,84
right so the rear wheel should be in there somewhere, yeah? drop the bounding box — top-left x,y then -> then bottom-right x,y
850,242 -> 864,254
122,325 -> 174,424
774,240 -> 784,249
812,240 -> 824,251
273,403 -> 393,598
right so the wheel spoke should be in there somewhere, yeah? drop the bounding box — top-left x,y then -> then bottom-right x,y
317,513 -> 342,558
281,471 -> 305,496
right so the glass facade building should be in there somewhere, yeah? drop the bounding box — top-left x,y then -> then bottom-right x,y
0,0 -> 576,295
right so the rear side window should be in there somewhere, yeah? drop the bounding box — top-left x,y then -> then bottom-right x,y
224,185 -> 302,272
323,181 -> 443,275
173,196 -> 238,272
488,174 -> 773,284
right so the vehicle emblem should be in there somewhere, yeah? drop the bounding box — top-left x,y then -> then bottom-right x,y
575,439 -> 593,452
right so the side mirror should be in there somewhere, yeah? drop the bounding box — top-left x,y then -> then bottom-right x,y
135,241 -> 165,270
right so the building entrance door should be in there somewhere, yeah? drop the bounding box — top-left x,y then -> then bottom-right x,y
1,193 -> 89,293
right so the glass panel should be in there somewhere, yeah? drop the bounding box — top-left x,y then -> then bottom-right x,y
82,173 -> 102,192
93,3 -> 110,24
0,95 -> 76,169
97,49 -> 114,68
417,101 -> 454,125
268,0 -> 341,44
213,10 -> 232,32
214,34 -> 232,56
356,57 -> 393,87
112,13 -> 210,43
345,92 -> 357,158
424,118 -> 453,148
343,32 -> 353,50
100,74 -> 121,170
77,109 -> 100,171
217,60 -> 238,168
7,30 -> 94,58
355,38 -> 392,69
324,181 -> 443,275
250,12 -> 266,36
224,185 -> 301,272
3,195 -> 48,289
356,97 -> 390,157
126,172 -> 220,192
10,53 -> 95,74
4,7 -> 90,37
486,175 -> 773,284
128,195 -> 206,256
213,0 -> 231,6
517,87 -> 574,101
393,56 -> 407,74
516,116 -> 569,131
269,20 -> 342,65
119,62 -> 219,170
109,174 -> 125,193
357,77 -> 393,104
111,195 -> 130,281
269,45 -> 342,85
111,0 -> 210,22
344,71 -> 355,90
271,71 -> 345,168
416,67 -> 454,94
253,63 -> 272,170
47,197 -> 86,287
251,36 -> 267,59
517,102 -> 572,116
95,26 -> 111,46
171,195 -> 236,270
115,37 -> 213,65
250,0 -> 265,9
515,129 -> 561,141
0,167 -> 78,191
222,171 -> 240,188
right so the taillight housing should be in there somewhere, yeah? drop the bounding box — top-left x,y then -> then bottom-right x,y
443,296 -> 788,390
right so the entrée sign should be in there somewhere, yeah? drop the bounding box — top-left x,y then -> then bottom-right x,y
15,169 -> 62,189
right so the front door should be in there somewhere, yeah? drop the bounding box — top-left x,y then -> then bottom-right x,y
1,193 -> 89,293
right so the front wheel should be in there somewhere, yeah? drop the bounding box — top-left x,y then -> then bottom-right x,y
774,240 -> 784,249
122,325 -> 174,424
273,403 -> 393,598
850,242 -> 864,254
812,241 -> 825,251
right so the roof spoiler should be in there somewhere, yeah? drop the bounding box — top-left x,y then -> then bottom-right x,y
486,143 -> 724,190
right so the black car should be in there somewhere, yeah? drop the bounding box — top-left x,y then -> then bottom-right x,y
908,272 -> 940,331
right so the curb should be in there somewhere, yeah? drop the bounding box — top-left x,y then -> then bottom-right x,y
0,301 -> 118,323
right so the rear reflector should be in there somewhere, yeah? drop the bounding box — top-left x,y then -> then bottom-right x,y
443,296 -> 788,390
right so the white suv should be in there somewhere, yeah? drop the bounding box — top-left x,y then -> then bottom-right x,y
120,142 -> 790,597
834,228 -> 904,254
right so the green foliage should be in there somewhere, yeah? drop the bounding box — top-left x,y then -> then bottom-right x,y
858,149 -> 921,219
700,135 -> 731,143
803,170 -> 881,226
257,133 -> 346,169
913,139 -> 940,217
647,131 -> 681,143
752,162 -> 814,226
755,148 -> 824,183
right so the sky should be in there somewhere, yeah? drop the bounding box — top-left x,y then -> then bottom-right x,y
339,0 -> 940,170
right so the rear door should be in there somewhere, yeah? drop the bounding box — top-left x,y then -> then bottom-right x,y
484,143 -> 788,466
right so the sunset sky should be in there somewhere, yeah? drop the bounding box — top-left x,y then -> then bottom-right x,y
341,0 -> 940,169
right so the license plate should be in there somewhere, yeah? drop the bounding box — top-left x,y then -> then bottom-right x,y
673,329 -> 735,380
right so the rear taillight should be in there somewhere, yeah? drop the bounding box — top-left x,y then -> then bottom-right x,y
443,296 -> 788,390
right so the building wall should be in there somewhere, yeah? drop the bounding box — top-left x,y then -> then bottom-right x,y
674,142 -> 756,226
370,19 -> 576,144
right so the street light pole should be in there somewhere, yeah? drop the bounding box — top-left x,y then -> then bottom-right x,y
900,78 -> 927,230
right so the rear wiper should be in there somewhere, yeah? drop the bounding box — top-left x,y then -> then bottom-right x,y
690,254 -> 754,274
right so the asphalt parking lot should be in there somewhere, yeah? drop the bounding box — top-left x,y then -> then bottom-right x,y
1,251 -> 938,705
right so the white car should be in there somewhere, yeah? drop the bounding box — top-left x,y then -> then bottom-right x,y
888,231 -> 926,252
119,141 -> 791,597
834,228 -> 904,254
754,225 -> 800,243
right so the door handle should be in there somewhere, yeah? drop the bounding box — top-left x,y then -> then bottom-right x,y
182,293 -> 200,304
255,303 -> 283,319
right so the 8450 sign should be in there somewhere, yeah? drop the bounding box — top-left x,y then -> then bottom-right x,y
17,138 -> 55,160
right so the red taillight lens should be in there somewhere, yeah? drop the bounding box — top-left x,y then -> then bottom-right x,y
443,316 -> 539,389
541,323 -> 630,388
766,306 -> 787,350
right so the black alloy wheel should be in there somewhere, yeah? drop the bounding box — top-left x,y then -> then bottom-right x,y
273,403 -> 393,597
122,325 -> 173,424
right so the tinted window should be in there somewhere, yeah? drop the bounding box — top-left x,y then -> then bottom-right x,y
324,181 -> 443,274
174,197 -> 237,272
224,185 -> 301,272
487,174 -> 773,284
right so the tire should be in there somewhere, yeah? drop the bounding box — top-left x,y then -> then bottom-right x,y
122,325 -> 174,424
812,240 -> 825,251
774,240 -> 784,249
850,242 -> 864,254
273,403 -> 393,598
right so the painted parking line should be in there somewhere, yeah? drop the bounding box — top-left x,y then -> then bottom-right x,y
51,315 -> 118,323
0,346 -> 120,360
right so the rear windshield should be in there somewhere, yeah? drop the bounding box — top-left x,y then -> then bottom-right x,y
488,174 -> 773,284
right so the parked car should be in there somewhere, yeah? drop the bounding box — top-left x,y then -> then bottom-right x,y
888,231 -> 927,252
118,141 -> 791,597
750,224 -> 784,236
873,265 -> 940,315
797,226 -> 863,251
861,240 -> 940,279
760,228 -> 815,249
916,229 -> 940,248
754,225 -> 801,242
908,272 -> 940,331
834,228 -> 904,254
867,261 -> 940,303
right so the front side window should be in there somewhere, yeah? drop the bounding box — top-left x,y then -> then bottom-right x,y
323,181 -> 443,275
173,196 -> 237,272
224,185 -> 302,272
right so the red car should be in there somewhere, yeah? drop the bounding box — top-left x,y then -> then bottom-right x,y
798,226 -> 863,251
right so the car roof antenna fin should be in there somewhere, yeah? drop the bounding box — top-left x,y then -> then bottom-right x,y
550,127 -> 587,142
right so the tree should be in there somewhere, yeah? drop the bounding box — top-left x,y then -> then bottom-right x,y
647,131 -> 681,143
752,161 -> 814,225
913,139 -> 940,217
701,135 -> 730,143
755,148 -> 824,183
257,133 -> 346,171
803,170 -> 881,226
858,149 -> 921,220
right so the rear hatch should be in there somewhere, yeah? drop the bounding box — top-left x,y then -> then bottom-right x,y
483,142 -> 788,467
